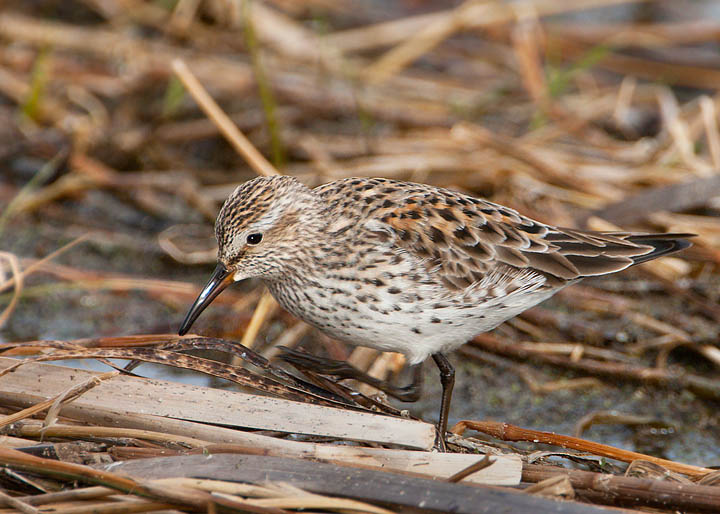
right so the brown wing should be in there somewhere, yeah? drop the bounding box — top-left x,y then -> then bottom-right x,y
317,178 -> 692,293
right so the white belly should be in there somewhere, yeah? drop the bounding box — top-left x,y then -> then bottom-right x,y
268,274 -> 560,365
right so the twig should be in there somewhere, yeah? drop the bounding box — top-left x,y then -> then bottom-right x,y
523,463 -> 720,512
0,446 -> 213,509
17,486 -> 115,507
0,346 -> 354,408
573,410 -> 671,438
13,420 -> 211,448
451,420 -> 713,477
447,455 -> 495,483
0,370 -> 118,429
0,489 -> 40,514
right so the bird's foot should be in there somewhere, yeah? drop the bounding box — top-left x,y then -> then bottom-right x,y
435,429 -> 448,452
277,346 -> 362,377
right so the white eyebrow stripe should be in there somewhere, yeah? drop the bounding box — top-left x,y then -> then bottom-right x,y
252,203 -> 284,231
225,202 -> 285,257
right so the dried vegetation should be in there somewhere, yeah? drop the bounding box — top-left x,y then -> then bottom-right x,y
1,0 -> 720,512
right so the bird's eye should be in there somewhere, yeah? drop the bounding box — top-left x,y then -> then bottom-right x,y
246,233 -> 263,245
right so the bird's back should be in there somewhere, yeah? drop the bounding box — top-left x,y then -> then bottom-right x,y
265,177 -> 692,363
314,177 -> 690,287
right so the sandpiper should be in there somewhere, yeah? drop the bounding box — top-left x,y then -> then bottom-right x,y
178,175 -> 692,444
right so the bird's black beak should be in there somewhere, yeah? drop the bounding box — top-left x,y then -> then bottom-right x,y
178,263 -> 234,335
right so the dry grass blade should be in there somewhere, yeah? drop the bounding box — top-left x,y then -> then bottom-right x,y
15,421 -> 211,449
451,122 -> 588,191
42,371 -> 119,428
0,489 -> 40,514
237,291 -> 279,351
446,454 -> 495,483
451,420 -> 713,477
363,0 -> 648,83
17,488 -> 100,508
223,480 -> 396,514
364,0 -> 489,84
157,224 -> 216,265
0,252 -> 22,330
247,494 -> 396,513
512,5 -> 548,109
0,235 -> 89,294
2,259 -> 246,307
3,346 -> 359,408
171,59 -> 279,177
700,96 -> 720,168
207,491 -> 294,514
0,446 -> 213,509
624,459 -> 693,482
2,1 -> 719,512
153,478 -> 280,499
554,35 -> 720,90
29,499 -> 175,513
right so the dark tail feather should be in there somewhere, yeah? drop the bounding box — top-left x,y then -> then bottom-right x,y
627,233 -> 694,265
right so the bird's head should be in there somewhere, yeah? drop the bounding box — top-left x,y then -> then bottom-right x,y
178,175 -> 321,335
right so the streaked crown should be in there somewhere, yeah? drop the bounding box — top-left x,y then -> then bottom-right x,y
215,175 -> 323,280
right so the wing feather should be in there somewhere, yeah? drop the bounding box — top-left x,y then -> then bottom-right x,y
315,178 -> 692,297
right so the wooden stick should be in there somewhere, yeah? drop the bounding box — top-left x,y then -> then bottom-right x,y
14,420 -> 211,448
108,453 -> 615,514
0,446 -> 212,509
0,357 -> 436,449
17,487 -> 115,507
0,489 -> 39,514
524,463 -> 720,512
451,420 -> 714,477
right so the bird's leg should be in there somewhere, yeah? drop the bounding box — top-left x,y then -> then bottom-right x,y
389,362 -> 423,402
431,353 -> 455,451
278,346 -> 423,402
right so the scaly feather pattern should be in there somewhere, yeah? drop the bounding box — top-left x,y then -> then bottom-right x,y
180,175 -> 693,444
315,177 -> 689,297
203,175 -> 691,365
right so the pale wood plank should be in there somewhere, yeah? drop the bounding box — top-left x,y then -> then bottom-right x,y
0,357 -> 435,448
1,389 -> 521,485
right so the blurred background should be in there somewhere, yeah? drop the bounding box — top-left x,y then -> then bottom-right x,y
1,0 -> 720,466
